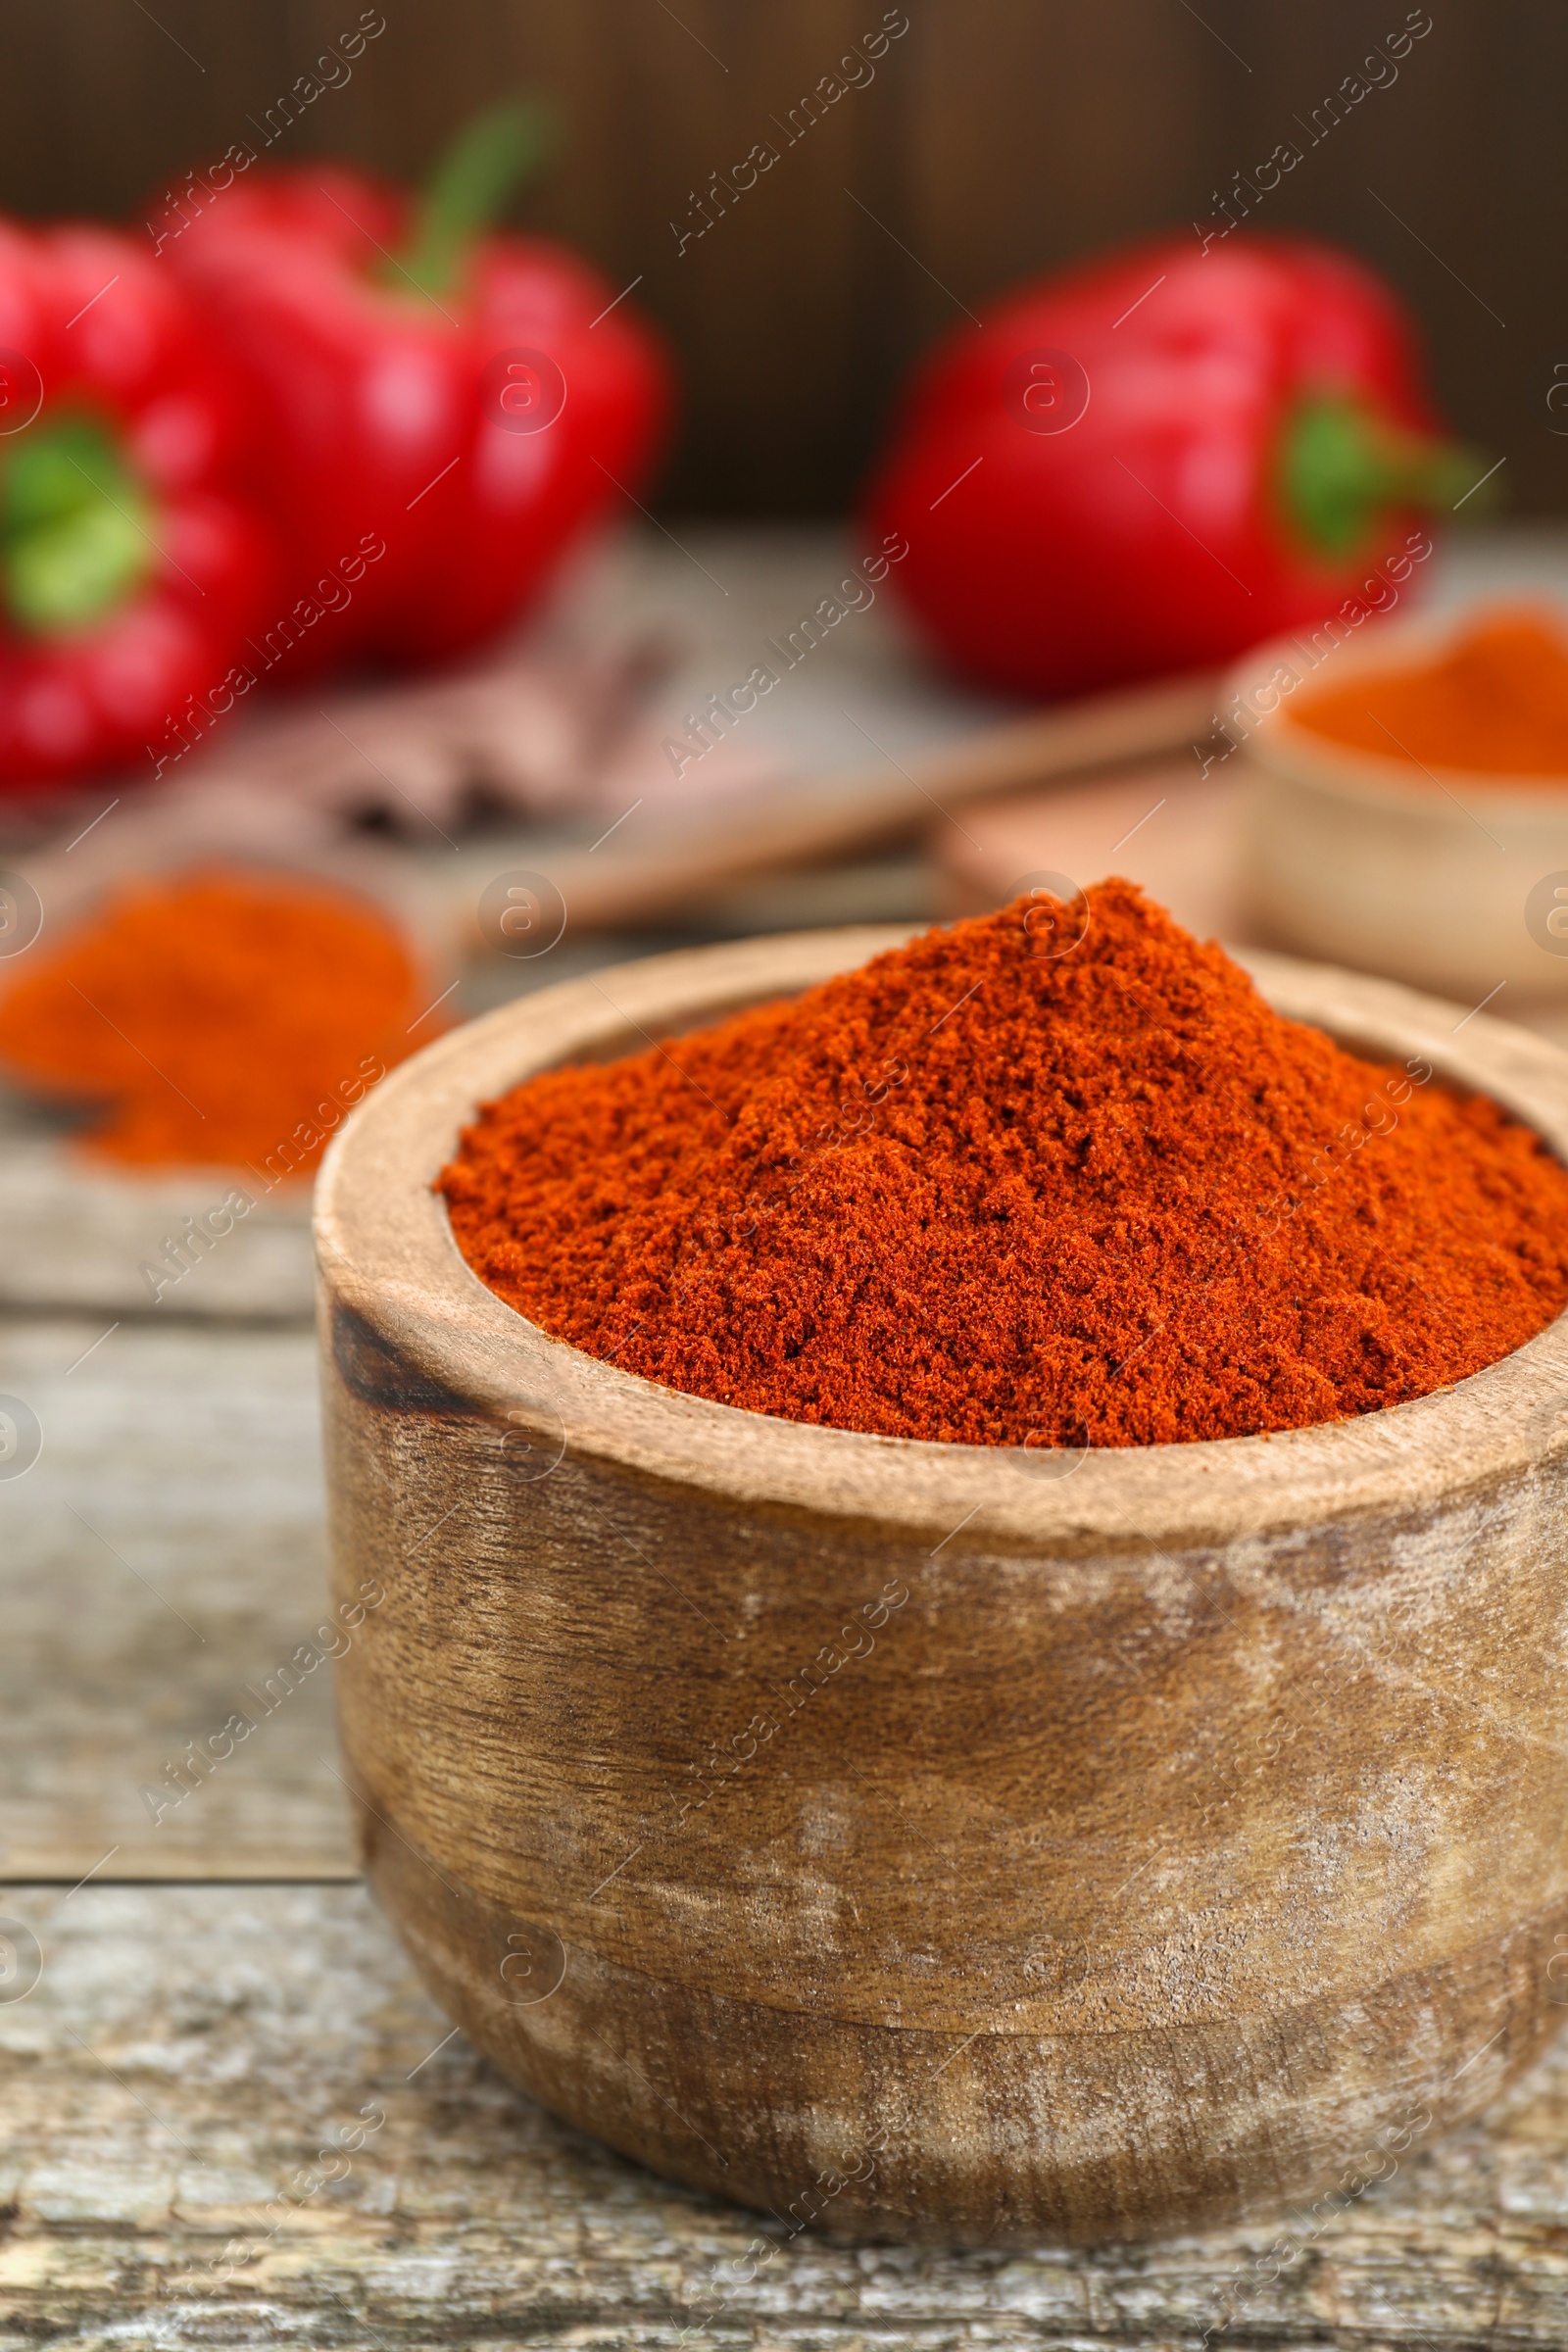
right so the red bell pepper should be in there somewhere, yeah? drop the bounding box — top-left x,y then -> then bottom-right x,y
0,221 -> 276,792
862,232 -> 1476,698
164,104 -> 671,675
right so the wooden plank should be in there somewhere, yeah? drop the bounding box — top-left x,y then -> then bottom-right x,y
0,1881 -> 1566,2342
0,1317 -> 354,1880
0,1137 -> 314,1320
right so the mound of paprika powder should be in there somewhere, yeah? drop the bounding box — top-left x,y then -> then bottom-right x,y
1293,605 -> 1568,778
0,865 -> 433,1174
439,882 -> 1568,1447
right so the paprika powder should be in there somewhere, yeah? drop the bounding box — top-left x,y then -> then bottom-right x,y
1293,604 -> 1568,777
0,865 -> 433,1173
441,881 -> 1568,1447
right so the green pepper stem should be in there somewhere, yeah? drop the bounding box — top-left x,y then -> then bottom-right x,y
392,98 -> 554,300
1280,394 -> 1490,562
1,415 -> 154,635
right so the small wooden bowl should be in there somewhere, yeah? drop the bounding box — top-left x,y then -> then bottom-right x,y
315,926 -> 1568,2247
1232,613 -> 1568,1001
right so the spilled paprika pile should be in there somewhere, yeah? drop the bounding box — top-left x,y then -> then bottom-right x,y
0,866 -> 432,1172
440,882 -> 1568,1447
1293,604 -> 1568,777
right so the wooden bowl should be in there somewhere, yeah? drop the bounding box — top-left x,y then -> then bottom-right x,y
315,926 -> 1568,2247
1232,613 -> 1568,1001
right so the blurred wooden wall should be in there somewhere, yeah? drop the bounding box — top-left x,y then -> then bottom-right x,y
2,0 -> 1558,515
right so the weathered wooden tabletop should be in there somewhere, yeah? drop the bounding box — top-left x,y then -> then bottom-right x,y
8,526 -> 1568,2349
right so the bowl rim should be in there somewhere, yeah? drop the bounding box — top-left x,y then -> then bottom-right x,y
314,922 -> 1568,1550
1223,605 -> 1568,813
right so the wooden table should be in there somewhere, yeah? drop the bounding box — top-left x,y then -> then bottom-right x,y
8,525 -> 1568,2345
